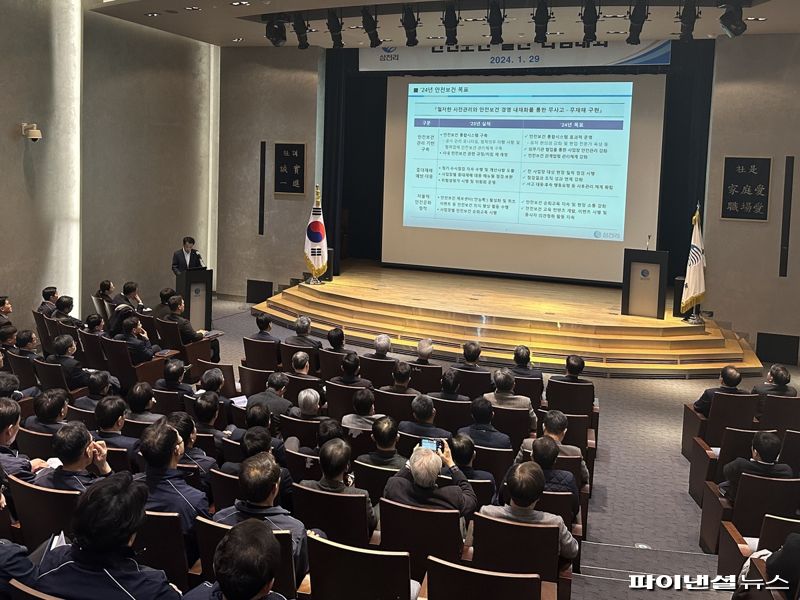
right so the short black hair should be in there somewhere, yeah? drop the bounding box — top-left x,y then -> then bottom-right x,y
183,236 -> 195,245
318,419 -> 344,447
0,297 -> 7,310
165,411 -> 195,447
327,327 -> 344,349
411,395 -> 434,422
42,287 -> 58,302
139,421 -> 179,468
52,334 -> 75,356
463,341 -> 481,363
753,431 -> 782,463
513,345 -> 531,367
53,421 -> 92,464
255,313 -> 272,331
194,391 -> 219,424
493,368 -> 515,393
0,397 -> 21,430
201,368 -> 224,393
245,403 -> 271,429
127,382 -> 153,414
770,364 -> 791,386
471,397 -> 493,425
393,361 -> 412,384
72,472 -> 148,553
267,372 -> 289,391
372,416 -> 398,449
122,282 -> 138,296
35,388 -> 67,422
0,373 -> 20,397
84,314 -> 103,331
441,369 -> 460,394
122,316 -> 140,335
242,426 -> 272,458
450,433 -> 475,467
214,520 -> 282,600
506,462 -> 545,508
16,330 -> 35,348
532,436 -> 559,470
239,451 -> 281,503
98,280 -> 113,294
87,370 -> 111,396
95,395 -> 127,429
168,295 -> 183,311
341,352 -> 359,377
319,438 -> 350,479
566,355 -> 585,375
55,296 -> 74,314
543,410 -> 568,436
164,359 -> 185,382
352,388 -> 374,416
0,326 -> 16,344
159,288 -> 176,305
721,365 -> 742,388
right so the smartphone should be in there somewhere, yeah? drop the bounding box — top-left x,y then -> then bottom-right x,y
421,438 -> 442,452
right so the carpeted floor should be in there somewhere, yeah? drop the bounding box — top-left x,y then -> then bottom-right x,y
211,298 -> 767,599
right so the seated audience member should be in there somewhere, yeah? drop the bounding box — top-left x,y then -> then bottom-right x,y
214,452 -> 309,577
365,334 -> 392,360
93,395 -> 140,457
0,372 -> 39,402
752,363 -> 797,409
24,388 -> 68,433
720,431 -> 793,500
342,388 -> 383,429
34,472 -> 181,600
247,371 -> 294,416
381,361 -> 420,396
457,397 -> 512,449
284,315 -> 322,349
13,329 -> 41,361
115,315 -> 161,364
0,397 -> 48,483
107,304 -> 135,338
47,334 -> 91,390
300,438 -> 377,534
384,442 -> 477,517
52,295 -> 84,328
480,462 -> 578,560
429,369 -> 470,403
413,338 -> 434,366
449,433 -> 496,494
194,391 -> 226,450
225,404 -> 287,466
458,341 -> 488,372
198,367 -> 232,414
484,368 -> 537,433
155,358 -> 195,396
166,411 -> 219,490
74,370 -> 111,411
297,419 -> 345,457
152,287 -> 176,321
165,295 -> 220,362
329,352 -> 373,388
356,416 -> 407,469
693,365 -> 747,418
550,354 -> 591,384
127,381 -> 161,423
399,395 -> 451,439
249,313 -> 282,367
83,313 -> 106,335
296,388 -> 325,421
34,421 -> 112,492
135,421 -> 210,558
510,345 -> 543,379
516,410 -> 590,485
0,297 -> 12,328
95,279 -> 115,305
37,286 -> 59,317
0,537 -> 35,595
0,326 -> 16,360
531,436 -> 579,516
290,351 -> 321,382
113,281 -> 148,312
327,326 -> 345,352
183,520 -> 286,600
765,533 -> 800,600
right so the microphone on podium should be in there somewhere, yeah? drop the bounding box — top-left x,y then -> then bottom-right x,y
646,235 -> 652,251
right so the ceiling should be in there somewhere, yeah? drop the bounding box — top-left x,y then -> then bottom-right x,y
91,0 -> 800,48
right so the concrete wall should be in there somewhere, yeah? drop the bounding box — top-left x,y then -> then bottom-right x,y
216,47 -> 325,297
704,34 -> 800,345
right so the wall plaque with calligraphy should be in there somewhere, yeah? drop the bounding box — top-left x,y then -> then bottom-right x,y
274,143 -> 305,195
721,157 -> 770,221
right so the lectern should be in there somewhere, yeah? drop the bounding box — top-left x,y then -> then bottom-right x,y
621,249 -> 668,319
176,269 -> 213,331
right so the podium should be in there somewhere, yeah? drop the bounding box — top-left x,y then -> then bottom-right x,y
176,269 -> 213,331
621,249 -> 668,319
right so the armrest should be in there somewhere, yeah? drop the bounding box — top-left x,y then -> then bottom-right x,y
68,387 -> 89,401
699,481 -> 733,554
184,339 -> 212,380
718,520 -> 752,577
134,357 -> 166,385
688,436 -> 718,507
681,403 -> 708,459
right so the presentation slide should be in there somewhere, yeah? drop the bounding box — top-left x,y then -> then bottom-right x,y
403,81 -> 633,242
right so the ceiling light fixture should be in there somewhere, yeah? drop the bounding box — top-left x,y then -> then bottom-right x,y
327,9 -> 344,48
677,0 -> 700,41
486,0 -> 505,45
442,2 -> 460,46
265,16 -> 287,46
361,6 -> 382,47
533,0 -> 551,44
293,13 -> 310,49
626,0 -> 648,45
580,0 -> 600,43
401,4 -> 419,47
145,12 -> 159,17
719,0 -> 746,38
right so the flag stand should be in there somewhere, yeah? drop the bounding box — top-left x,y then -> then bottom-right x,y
305,276 -> 323,285
686,304 -> 704,325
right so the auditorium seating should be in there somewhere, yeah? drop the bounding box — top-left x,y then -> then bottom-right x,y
408,362 -> 442,394
430,397 -> 471,434
318,348 -> 346,381
193,432 -> 218,460
30,310 -> 53,356
437,474 -> 495,509
491,405 -> 532,452
780,430 -> 800,475
229,404 -> 247,428
542,379 -> 598,439
155,318 -> 211,381
7,352 -> 39,391
359,356 -> 396,389
209,469 -> 238,510
197,359 -> 239,398
325,381 -> 359,422
426,556 -> 548,600
352,460 -> 398,506
8,475 -> 79,549
373,389 -> 415,423
242,338 -> 280,372
284,373 -> 324,405
280,415 -> 319,448
65,404 -> 96,429
452,368 -> 493,400
221,438 -> 244,463
15,428 -> 53,461
514,376 -> 544,409
90,296 -> 108,323
473,445 -> 514,484
136,313 -> 161,346
718,514 -> 800,576
280,342 -> 318,374
292,483 -> 373,547
33,359 -> 87,400
76,330 -> 107,371
681,392 -> 759,459
99,337 -> 164,392
759,395 -> 800,436
152,389 -> 187,415
121,418 -> 151,439
285,449 -> 321,482
133,511 -> 193,591
342,426 -> 374,459
9,579 -> 62,600
237,365 -> 272,397
104,447 -> 131,473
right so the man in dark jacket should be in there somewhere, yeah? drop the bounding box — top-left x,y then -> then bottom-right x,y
247,372 -> 294,416
46,334 -> 90,390
457,397 -> 512,449
92,395 -> 140,459
164,295 -> 220,362
693,365 -> 749,418
398,395 -> 451,439
531,436 -> 580,517
356,416 -> 407,470
721,431 -> 794,500
114,315 -> 161,365
34,421 -> 112,492
24,388 -> 68,434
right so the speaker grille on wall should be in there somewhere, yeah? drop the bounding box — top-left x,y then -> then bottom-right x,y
246,280 -> 273,304
756,332 -> 799,366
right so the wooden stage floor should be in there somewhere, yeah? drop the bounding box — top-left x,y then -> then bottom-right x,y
255,262 -> 762,378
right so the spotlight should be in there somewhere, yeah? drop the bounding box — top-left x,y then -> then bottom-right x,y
487,0 -> 505,45
401,5 -> 419,47
533,0 -> 551,44
442,2 -> 460,46
581,0 -> 599,43
293,13 -> 310,49
327,9 -> 344,48
719,1 -> 746,38
626,0 -> 648,45
361,6 -> 382,48
677,0 -> 700,42
265,17 -> 286,47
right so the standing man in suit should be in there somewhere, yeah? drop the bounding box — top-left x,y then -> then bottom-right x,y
113,282 -> 149,312
693,365 -> 747,418
0,297 -> 13,328
37,286 -> 58,317
172,236 -> 204,275
165,295 -> 220,362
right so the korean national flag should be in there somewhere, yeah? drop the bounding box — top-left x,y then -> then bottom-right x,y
304,185 -> 328,278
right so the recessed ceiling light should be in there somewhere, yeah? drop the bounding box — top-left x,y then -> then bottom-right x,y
145,12 -> 159,17
232,37 -> 244,42
307,28 -> 319,33
602,14 -> 628,19
464,17 -> 485,22
348,25 -> 363,29
745,17 -> 767,21
383,38 -> 393,41
606,31 -> 627,34
550,31 -> 565,35
230,1 -> 250,5
185,6 -> 202,11
427,35 -> 445,39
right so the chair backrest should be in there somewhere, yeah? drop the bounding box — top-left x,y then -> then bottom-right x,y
76,330 -> 107,371
279,414 -> 319,448
352,460 -> 398,506
757,514 -> 800,552
243,338 -> 279,372
15,427 -> 53,460
408,362 -> 443,394
134,511 -> 189,591
105,447 -> 131,473
706,393 -> 760,447
102,300 -> 116,323
780,430 -> 800,476
284,374 -> 324,405
7,352 -> 39,390
373,389 -> 416,424
292,483 -> 369,547
359,356 -> 397,389
56,322 -> 80,345
438,474 -> 494,509
715,428 -> 763,481
285,449 -> 322,483
473,445 -> 514,484
307,534 -> 411,600
430,397 -> 472,434
121,419 -> 151,439
42,316 -> 60,344
237,365 -> 273,397
472,512 -> 560,580
154,318 -> 185,351
221,438 -> 244,464
8,475 -> 79,549
545,378 -> 594,416
18,397 -> 35,421
152,389 -> 186,415
65,404 -> 97,429
452,368 -> 494,400
491,405 -> 532,453
31,310 -> 53,356
396,431 -> 425,459
229,404 -> 247,429
136,313 -> 160,346
98,337 -> 138,391
280,343 -> 319,374
553,455 -> 584,488
560,413 -> 591,452
343,426 -> 375,460
209,469 -> 239,510
732,474 -> 800,537
90,295 -> 109,322
426,556 -> 543,600
324,381 -> 360,422
194,432 -> 217,459
9,579 -> 64,600
318,348 -> 347,381
536,491 -> 576,528
514,377 -> 544,410
760,396 -> 800,437
177,463 -> 203,491
197,359 -> 238,400
32,359 -> 69,392
379,497 -> 463,581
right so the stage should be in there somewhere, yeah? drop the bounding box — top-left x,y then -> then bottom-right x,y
254,262 -> 762,378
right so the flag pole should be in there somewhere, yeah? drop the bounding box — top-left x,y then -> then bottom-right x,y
306,184 -> 325,286
686,202 -> 703,325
